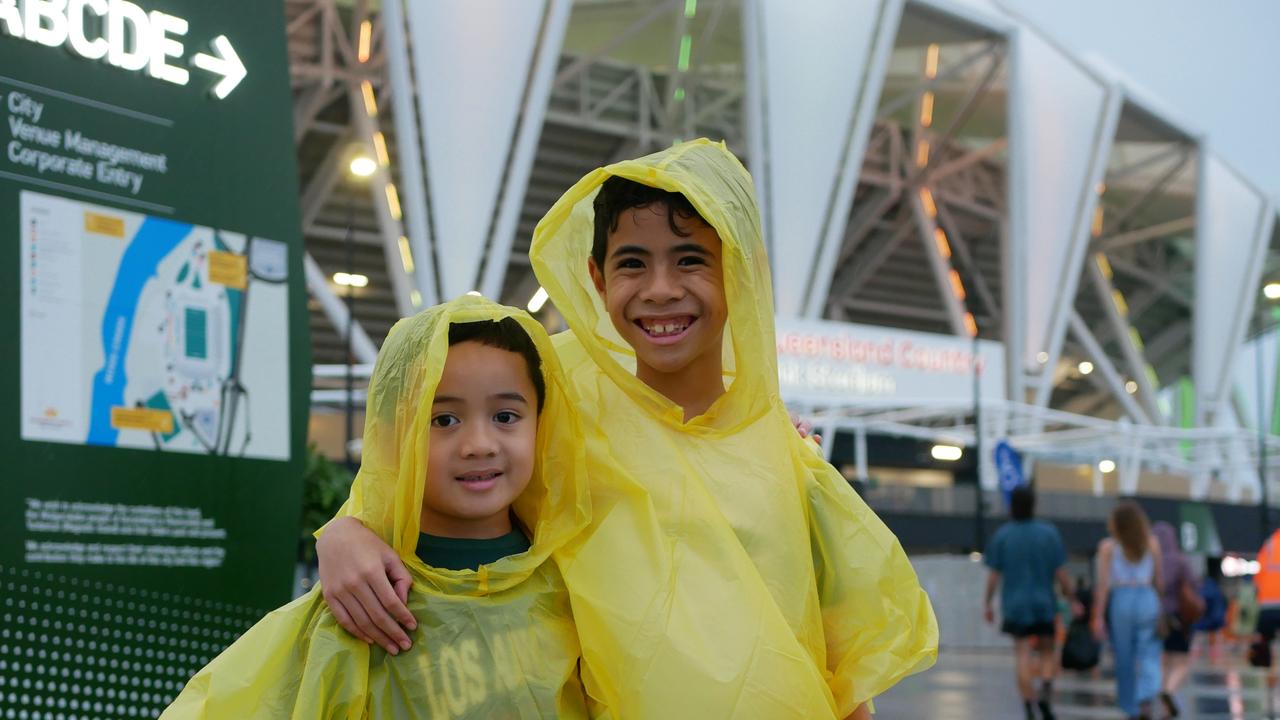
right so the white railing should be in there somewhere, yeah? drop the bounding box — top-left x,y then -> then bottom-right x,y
796,398 -> 1280,502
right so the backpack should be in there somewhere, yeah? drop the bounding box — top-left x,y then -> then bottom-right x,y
1061,618 -> 1100,671
1177,576 -> 1206,627
1193,578 -> 1227,632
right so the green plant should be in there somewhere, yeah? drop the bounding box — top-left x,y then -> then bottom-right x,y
298,443 -> 355,565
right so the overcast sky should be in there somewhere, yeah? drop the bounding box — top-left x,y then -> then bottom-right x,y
992,0 -> 1280,204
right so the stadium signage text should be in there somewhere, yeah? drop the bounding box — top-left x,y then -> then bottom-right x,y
775,316 -> 1006,407
0,0 -> 246,98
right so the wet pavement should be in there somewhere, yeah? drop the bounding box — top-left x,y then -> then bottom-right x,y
875,643 -> 1277,719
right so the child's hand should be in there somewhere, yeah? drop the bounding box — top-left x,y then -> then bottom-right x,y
316,516 -> 417,654
789,412 -> 822,446
1070,599 -> 1086,619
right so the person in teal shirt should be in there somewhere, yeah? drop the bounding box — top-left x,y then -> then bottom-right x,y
984,486 -> 1076,720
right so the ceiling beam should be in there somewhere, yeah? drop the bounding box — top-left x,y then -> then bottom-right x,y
1107,255 -> 1193,309
829,214 -> 914,300
925,138 -> 1007,183
554,0 -> 680,89
1068,310 -> 1152,423
937,202 -> 1000,322
1106,146 -> 1192,232
877,42 -> 1001,120
1086,259 -> 1165,421
840,298 -> 951,323
909,188 -> 968,335
1096,215 -> 1196,252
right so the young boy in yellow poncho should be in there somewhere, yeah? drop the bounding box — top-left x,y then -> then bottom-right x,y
161,296 -> 598,718
318,140 -> 938,718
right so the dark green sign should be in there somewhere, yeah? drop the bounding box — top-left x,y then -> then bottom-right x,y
1,0 -> 308,714
1178,502 -> 1223,556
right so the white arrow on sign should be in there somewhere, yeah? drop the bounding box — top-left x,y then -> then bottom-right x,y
192,35 -> 247,99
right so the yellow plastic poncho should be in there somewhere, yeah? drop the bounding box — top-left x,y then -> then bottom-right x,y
531,139 -> 938,718
163,297 -> 594,719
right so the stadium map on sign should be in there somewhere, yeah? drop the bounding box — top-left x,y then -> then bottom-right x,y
20,190 -> 291,460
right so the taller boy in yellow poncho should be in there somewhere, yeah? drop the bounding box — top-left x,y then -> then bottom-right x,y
530,139 -> 936,717
316,140 -> 937,718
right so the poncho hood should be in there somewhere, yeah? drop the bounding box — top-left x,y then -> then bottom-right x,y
336,294 -> 591,594
531,138 -> 776,434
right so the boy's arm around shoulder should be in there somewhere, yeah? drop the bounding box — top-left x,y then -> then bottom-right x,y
800,449 -> 938,713
315,514 -> 417,655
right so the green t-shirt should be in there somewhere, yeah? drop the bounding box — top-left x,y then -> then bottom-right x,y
415,527 -> 531,571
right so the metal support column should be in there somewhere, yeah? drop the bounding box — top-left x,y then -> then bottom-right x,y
973,332 -> 985,552
379,0 -> 439,306
1259,332 -> 1271,543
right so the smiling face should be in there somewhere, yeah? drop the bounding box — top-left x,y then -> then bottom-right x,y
421,340 -> 538,539
588,204 -> 729,401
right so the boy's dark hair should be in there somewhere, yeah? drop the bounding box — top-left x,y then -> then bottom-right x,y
448,318 -> 545,413
1009,486 -> 1035,521
591,176 -> 708,270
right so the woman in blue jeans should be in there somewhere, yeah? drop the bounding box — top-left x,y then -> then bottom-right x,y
1091,501 -> 1164,720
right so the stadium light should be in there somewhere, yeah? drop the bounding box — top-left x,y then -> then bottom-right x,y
1098,459 -> 1116,474
1078,361 -> 1094,376
349,156 -> 376,178
931,444 -> 963,462
527,287 -> 549,313
332,272 -> 368,288
357,20 -> 372,63
1223,556 -> 1261,577
1264,282 -> 1280,300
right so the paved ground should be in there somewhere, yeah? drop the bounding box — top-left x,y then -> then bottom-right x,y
875,643 -> 1277,719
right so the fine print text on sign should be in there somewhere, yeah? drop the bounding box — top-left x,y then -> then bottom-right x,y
0,0 -> 246,98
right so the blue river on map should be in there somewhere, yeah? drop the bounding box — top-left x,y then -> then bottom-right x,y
86,217 -> 192,446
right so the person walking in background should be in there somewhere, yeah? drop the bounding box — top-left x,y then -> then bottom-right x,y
1193,558 -> 1228,663
1153,521 -> 1200,717
984,486 -> 1077,720
1093,501 -> 1164,720
1250,529 -> 1280,713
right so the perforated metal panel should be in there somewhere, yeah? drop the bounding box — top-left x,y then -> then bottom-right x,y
0,565 -> 266,720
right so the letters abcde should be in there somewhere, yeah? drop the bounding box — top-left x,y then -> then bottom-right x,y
0,0 -> 190,86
